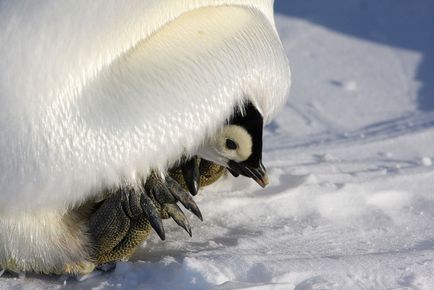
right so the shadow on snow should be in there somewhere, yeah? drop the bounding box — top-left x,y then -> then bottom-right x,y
275,0 -> 434,112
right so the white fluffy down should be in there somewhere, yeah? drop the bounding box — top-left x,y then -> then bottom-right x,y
0,1 -> 290,213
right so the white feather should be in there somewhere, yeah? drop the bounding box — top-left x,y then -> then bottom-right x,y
0,1 -> 290,213
0,0 -> 290,272
0,210 -> 92,274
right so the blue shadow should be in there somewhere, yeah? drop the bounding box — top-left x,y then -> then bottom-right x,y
275,0 -> 434,111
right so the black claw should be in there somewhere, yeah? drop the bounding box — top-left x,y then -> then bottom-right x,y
165,176 -> 203,221
181,157 -> 200,196
140,192 -> 166,240
227,168 -> 239,177
164,203 -> 192,237
146,172 -> 176,204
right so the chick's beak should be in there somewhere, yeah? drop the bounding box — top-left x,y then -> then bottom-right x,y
227,160 -> 269,188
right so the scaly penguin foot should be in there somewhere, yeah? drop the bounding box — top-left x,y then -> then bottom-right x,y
87,159 -> 225,267
88,187 -> 153,265
88,171 -> 202,265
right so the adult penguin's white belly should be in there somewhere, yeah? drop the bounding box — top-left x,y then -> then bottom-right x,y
0,0 -> 290,274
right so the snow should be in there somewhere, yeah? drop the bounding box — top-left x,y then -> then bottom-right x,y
2,0 -> 434,289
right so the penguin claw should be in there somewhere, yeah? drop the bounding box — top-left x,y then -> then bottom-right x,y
181,157 -> 200,196
144,171 -> 201,238
116,186 -> 166,240
165,176 -> 203,221
140,191 -> 166,240
164,203 -> 192,237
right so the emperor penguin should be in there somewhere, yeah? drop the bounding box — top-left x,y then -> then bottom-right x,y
0,0 -> 290,274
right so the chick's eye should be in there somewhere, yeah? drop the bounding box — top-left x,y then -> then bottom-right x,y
225,139 -> 238,150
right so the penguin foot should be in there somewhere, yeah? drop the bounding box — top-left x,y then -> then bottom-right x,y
87,159 -> 225,267
88,171 -> 203,265
88,187 -> 153,265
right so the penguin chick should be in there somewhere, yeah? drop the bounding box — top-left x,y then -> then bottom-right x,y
176,102 -> 268,197
198,102 -> 268,188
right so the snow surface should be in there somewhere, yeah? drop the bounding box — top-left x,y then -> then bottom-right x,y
2,0 -> 434,289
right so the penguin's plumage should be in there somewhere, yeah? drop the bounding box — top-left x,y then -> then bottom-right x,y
0,1 -> 290,273
0,0 -> 289,213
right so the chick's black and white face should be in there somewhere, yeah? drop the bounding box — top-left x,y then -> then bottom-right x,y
215,125 -> 253,163
198,102 -> 268,187
197,128 -> 247,167
198,103 -> 262,167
